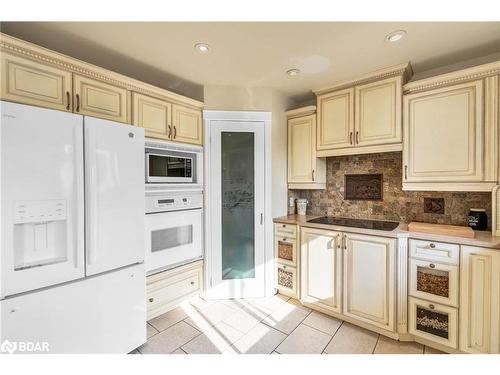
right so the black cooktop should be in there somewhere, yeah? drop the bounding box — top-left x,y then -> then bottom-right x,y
307,217 -> 400,231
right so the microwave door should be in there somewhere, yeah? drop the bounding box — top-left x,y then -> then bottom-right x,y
147,153 -> 193,183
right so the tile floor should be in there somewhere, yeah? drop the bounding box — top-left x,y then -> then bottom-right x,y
133,294 -> 446,354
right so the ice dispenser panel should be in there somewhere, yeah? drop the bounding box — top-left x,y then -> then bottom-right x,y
13,200 -> 69,270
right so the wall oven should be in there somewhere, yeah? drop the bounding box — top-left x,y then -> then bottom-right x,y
145,139 -> 202,186
145,190 -> 203,275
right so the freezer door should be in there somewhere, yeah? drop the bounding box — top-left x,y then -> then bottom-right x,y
0,101 -> 85,298
84,116 -> 145,276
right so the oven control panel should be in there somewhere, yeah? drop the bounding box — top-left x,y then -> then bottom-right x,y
145,191 -> 203,213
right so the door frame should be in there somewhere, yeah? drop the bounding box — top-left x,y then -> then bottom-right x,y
203,111 -> 273,299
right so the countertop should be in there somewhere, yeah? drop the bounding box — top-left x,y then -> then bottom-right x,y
273,214 -> 500,249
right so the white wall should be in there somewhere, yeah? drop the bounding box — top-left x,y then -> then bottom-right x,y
203,85 -> 295,218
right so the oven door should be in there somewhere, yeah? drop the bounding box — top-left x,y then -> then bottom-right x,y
146,152 -> 193,183
145,209 -> 203,274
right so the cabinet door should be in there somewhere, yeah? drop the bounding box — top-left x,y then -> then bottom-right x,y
355,76 -> 401,147
317,88 -> 354,150
343,233 -> 395,331
460,246 -> 500,354
276,263 -> 297,298
171,104 -> 203,145
73,74 -> 129,123
132,93 -> 171,140
1,53 -> 72,111
403,80 -> 483,183
288,114 -> 316,183
300,228 -> 342,313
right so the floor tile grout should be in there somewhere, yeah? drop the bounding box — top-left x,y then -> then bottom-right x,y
321,321 -> 344,354
372,334 -> 381,354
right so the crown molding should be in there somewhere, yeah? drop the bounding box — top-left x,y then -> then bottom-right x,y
286,105 -> 316,118
403,60 -> 500,94
0,32 -> 204,109
313,62 -> 412,96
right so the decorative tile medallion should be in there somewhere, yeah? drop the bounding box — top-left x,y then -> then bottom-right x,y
344,174 -> 383,200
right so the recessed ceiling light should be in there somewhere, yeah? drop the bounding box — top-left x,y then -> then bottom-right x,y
385,30 -> 406,43
194,43 -> 210,53
286,68 -> 301,77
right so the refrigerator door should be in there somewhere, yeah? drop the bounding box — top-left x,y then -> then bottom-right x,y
84,117 -> 145,276
0,101 -> 85,298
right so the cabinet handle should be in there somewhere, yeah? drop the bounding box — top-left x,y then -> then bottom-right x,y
404,165 -> 408,180
148,298 -> 154,303
429,304 -> 435,310
312,169 -> 315,181
429,243 -> 436,249
66,91 -> 71,111
349,132 -> 353,145
75,93 -> 80,112
356,131 -> 359,144
190,281 -> 195,286
283,265 -> 287,269
429,263 -> 436,269
282,238 -> 287,242
168,125 -> 172,138
282,224 -> 286,228
173,126 -> 177,139
337,234 -> 341,249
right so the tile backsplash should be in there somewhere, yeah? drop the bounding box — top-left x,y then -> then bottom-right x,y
288,152 -> 492,228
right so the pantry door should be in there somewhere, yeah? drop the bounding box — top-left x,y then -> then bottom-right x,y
206,115 -> 268,299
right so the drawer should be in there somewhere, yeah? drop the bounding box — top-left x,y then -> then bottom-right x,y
146,262 -> 203,320
408,297 -> 458,349
275,223 -> 297,239
409,258 -> 459,307
275,235 -> 297,266
276,263 -> 297,298
409,239 -> 459,265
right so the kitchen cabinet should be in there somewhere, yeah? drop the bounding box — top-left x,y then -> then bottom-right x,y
73,74 -> 130,123
287,106 -> 326,189
315,63 -> 410,157
402,62 -> 499,191
300,227 -> 342,314
274,223 -> 299,298
132,93 -> 172,140
459,246 -> 500,354
343,233 -> 396,331
1,53 -> 72,112
276,263 -> 298,298
172,104 -> 203,145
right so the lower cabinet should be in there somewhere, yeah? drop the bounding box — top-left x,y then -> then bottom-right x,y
276,263 -> 298,298
343,233 -> 396,331
146,260 -> 203,320
300,228 -> 342,313
460,246 -> 500,354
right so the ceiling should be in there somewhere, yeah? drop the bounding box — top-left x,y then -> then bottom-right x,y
1,22 -> 499,102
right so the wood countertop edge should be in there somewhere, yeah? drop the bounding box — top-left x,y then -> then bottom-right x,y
273,215 -> 500,249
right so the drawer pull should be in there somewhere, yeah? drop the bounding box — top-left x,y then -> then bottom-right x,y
429,263 -> 436,269
148,298 -> 154,303
283,265 -> 287,269
429,243 -> 436,248
429,304 -> 435,310
282,224 -> 286,228
282,238 -> 287,241
190,281 -> 195,285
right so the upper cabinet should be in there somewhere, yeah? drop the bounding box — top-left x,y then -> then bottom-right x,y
403,62 -> 499,191
0,33 -> 204,143
74,74 -> 130,123
1,53 -> 72,112
315,63 -> 411,157
287,106 -> 326,189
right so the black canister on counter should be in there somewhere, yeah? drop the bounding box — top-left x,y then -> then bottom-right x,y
468,208 -> 488,231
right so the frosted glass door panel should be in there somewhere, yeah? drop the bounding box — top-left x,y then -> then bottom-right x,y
221,132 -> 255,280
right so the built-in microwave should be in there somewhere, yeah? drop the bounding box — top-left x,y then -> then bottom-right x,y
145,140 -> 202,185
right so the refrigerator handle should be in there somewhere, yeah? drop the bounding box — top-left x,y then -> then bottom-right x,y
85,125 -> 98,266
74,125 -> 84,269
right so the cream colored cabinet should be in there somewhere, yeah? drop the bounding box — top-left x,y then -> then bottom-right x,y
355,76 -> 402,147
403,62 -> 499,191
171,104 -> 203,145
343,233 -> 396,331
300,227 -> 343,314
315,63 -> 410,157
132,93 -> 172,140
317,88 -> 354,151
73,74 -> 130,123
287,106 -> 326,189
1,53 -> 72,112
460,246 -> 500,354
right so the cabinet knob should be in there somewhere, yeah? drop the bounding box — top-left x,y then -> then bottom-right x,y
282,224 -> 286,228
149,298 -> 154,303
429,263 -> 436,269
429,243 -> 436,248
283,265 -> 287,269
190,281 -> 195,285
282,238 -> 287,241
429,304 -> 435,310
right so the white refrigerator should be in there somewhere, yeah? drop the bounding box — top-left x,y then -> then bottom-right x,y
0,101 -> 146,353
